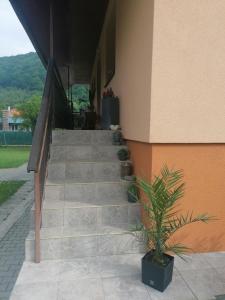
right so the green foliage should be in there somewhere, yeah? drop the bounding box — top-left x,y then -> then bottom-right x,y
72,85 -> 89,112
16,95 -> 41,133
0,146 -> 30,168
0,52 -> 45,108
135,165 -> 215,265
0,52 -> 89,112
0,87 -> 42,108
0,52 -> 45,90
72,85 -> 89,100
0,181 -> 26,205
117,148 -> 130,161
73,99 -> 89,112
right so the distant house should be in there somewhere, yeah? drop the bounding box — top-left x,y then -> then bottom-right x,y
0,107 -> 23,131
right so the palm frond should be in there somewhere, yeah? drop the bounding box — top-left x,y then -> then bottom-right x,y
165,243 -> 190,258
167,212 -> 216,235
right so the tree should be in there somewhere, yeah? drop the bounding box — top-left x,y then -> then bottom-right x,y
71,84 -> 89,112
16,95 -> 41,134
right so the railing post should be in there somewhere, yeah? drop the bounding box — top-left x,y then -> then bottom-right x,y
34,172 -> 41,263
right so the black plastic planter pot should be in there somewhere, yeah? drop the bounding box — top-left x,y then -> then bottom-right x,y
127,192 -> 137,203
142,251 -> 174,292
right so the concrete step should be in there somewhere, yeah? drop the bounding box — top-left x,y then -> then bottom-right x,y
29,129 -> 141,262
32,203 -> 140,229
30,182 -> 140,229
50,145 -> 127,162
52,130 -> 116,146
44,181 -> 130,204
47,161 -> 121,183
25,225 -> 145,261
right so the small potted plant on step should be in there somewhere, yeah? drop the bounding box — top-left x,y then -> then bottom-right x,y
112,130 -> 123,145
117,148 -> 130,161
135,165 -> 215,292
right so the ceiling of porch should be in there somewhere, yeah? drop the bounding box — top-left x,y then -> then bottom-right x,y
9,0 -> 109,86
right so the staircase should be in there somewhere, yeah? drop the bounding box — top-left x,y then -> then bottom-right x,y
26,130 -> 144,261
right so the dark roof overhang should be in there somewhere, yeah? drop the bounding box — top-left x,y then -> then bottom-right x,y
9,0 -> 109,86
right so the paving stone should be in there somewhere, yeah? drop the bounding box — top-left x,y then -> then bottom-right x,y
0,207 -> 31,300
179,267 -> 225,300
0,291 -> 11,300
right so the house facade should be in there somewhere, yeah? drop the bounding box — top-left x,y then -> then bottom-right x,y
0,107 -> 23,131
10,0 -> 225,256
91,0 -> 225,253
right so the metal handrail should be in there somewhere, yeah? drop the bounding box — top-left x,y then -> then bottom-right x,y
27,58 -> 73,262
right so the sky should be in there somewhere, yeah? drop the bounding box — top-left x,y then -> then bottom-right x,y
0,0 -> 35,57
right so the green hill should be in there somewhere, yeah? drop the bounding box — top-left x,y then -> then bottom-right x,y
0,52 -> 89,111
0,52 -> 45,90
0,52 -> 45,108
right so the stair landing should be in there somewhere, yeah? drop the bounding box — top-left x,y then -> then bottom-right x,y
10,252 -> 225,300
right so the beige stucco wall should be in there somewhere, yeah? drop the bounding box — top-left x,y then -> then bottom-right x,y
91,0 -> 154,142
150,0 -> 225,143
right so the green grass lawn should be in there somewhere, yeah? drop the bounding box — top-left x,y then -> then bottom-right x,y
0,146 -> 30,169
0,181 -> 26,205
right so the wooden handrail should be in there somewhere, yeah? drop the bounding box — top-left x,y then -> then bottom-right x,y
27,58 -> 73,262
27,59 -> 54,172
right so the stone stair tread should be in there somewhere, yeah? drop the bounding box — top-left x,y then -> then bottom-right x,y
47,200 -> 139,209
46,179 -> 126,184
50,145 -> 127,162
49,159 -> 122,163
52,130 -> 115,146
48,161 -> 122,164
40,181 -> 136,209
45,180 -> 127,186
46,178 -> 122,184
30,203 -> 140,229
32,199 -> 139,209
47,161 -> 121,183
26,224 -> 139,240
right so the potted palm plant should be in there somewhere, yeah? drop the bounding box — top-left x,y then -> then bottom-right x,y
136,165 -> 215,292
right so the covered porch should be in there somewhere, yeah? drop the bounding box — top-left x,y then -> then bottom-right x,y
8,0 -> 225,299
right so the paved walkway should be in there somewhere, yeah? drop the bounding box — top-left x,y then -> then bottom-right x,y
10,252 -> 225,300
0,163 -> 34,300
0,181 -> 33,240
0,164 -> 31,181
0,207 -> 31,300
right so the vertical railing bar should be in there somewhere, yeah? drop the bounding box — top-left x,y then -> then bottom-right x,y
34,172 -> 41,263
